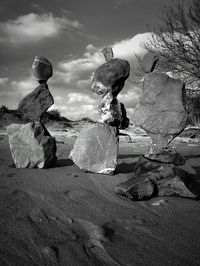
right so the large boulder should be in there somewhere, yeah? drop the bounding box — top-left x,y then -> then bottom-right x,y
32,56 -> 53,83
7,122 -> 57,168
132,72 -> 188,149
17,84 -> 54,122
69,123 -> 118,174
91,58 -> 130,97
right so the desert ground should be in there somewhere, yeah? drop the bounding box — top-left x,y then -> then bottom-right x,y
0,125 -> 200,266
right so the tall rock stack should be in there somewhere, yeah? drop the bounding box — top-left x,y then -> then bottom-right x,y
114,52 -> 199,200
133,51 -> 188,164
7,56 -> 57,168
70,48 -> 130,174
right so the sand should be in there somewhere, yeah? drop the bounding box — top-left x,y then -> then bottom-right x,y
0,132 -> 200,266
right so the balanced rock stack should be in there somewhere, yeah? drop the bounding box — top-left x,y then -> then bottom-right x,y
70,47 -> 130,174
133,51 -> 188,164
7,56 -> 57,168
115,52 -> 199,200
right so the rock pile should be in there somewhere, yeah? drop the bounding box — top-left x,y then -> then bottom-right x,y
7,56 -> 57,168
70,47 -> 130,174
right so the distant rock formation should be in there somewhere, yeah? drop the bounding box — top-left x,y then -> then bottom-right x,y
70,48 -> 130,174
7,56 -> 57,168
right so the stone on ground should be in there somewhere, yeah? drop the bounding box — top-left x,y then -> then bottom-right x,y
114,175 -> 155,200
17,84 -> 54,121
144,146 -> 185,165
132,72 -> 188,149
91,58 -> 130,97
69,123 -> 118,174
114,156 -> 198,200
7,122 -> 57,168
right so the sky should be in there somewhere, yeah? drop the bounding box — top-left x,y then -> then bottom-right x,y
0,0 -> 179,120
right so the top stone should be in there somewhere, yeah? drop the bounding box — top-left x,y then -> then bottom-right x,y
141,52 -> 159,73
32,56 -> 53,83
91,58 -> 130,97
101,47 -> 114,62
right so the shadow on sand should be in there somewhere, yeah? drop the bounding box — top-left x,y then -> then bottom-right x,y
55,159 -> 74,168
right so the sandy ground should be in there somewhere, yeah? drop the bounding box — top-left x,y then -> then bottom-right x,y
0,132 -> 200,266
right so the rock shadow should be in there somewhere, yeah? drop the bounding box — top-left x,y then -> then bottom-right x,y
115,162 -> 137,174
55,159 -> 74,168
118,154 -> 140,159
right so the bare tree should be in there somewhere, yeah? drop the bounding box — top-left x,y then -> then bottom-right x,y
143,0 -> 200,90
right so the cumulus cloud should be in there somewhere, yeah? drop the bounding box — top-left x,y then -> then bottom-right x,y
0,33 -> 151,119
0,13 -> 82,45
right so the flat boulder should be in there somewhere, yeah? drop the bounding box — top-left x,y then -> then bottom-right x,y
7,122 -> 57,168
132,72 -> 188,148
91,58 -> 130,97
17,84 -> 54,122
69,123 -> 118,174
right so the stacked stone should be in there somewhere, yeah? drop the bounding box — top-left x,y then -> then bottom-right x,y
7,56 -> 57,168
70,48 -> 130,174
115,52 -> 199,200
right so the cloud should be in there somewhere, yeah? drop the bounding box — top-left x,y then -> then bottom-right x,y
113,0 -> 131,9
0,13 -> 82,45
0,77 -> 9,85
0,33 -> 151,119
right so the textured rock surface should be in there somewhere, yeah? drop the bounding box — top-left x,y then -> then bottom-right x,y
69,123 -> 118,174
144,146 -> 185,165
32,56 -> 53,83
7,122 -> 57,168
141,52 -> 159,73
114,176 -> 155,200
17,84 -> 54,121
99,93 -> 122,127
132,72 -> 188,148
101,47 -> 114,62
114,156 -> 198,200
91,58 -> 130,97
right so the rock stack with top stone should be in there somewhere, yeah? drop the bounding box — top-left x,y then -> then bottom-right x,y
70,47 -> 130,174
114,52 -> 199,200
7,56 -> 57,168
132,52 -> 188,164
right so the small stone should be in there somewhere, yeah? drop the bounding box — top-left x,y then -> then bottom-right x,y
151,199 -> 168,206
32,56 -> 53,83
141,52 -> 159,73
17,84 -> 54,122
101,47 -> 114,62
69,123 -> 118,174
99,93 -> 122,127
119,102 -> 129,129
7,122 -> 57,168
144,146 -> 185,165
91,58 -> 130,97
114,176 -> 155,200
